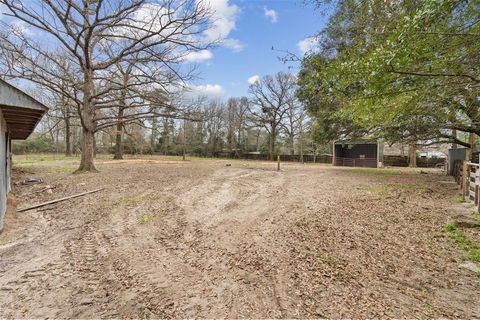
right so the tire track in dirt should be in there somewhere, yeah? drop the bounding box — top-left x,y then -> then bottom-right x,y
164,167 -> 318,318
3,161 -> 480,318
63,221 -> 109,317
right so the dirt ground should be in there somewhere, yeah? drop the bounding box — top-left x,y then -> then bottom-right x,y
1,157 -> 479,318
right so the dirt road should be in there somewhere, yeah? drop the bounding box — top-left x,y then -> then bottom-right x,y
1,159 -> 479,318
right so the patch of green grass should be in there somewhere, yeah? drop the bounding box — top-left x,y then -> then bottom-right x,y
398,183 -> 428,193
139,213 -> 155,224
0,234 -> 9,246
454,192 -> 465,203
14,162 -> 78,174
445,222 -> 480,262
422,303 -> 433,314
113,194 -> 161,207
476,212 -> 480,220
470,248 -> 480,262
445,222 -> 456,232
363,183 -> 428,195
447,228 -> 470,248
351,168 -> 401,177
364,185 -> 394,194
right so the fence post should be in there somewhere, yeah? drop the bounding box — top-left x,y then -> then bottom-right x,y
277,155 -> 280,171
332,141 -> 336,166
477,159 -> 480,212
475,166 -> 479,209
462,160 -> 468,201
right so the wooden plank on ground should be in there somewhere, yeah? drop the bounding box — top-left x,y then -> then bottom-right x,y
17,188 -> 104,212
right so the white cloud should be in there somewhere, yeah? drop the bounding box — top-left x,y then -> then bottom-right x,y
248,75 -> 260,85
202,0 -> 244,52
183,50 -> 213,62
297,37 -> 318,55
11,20 -> 32,36
186,84 -> 224,99
264,6 -> 278,23
123,4 -> 177,39
222,38 -> 245,52
203,0 -> 239,41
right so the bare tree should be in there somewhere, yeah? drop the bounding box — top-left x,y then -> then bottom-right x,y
0,0 -> 213,171
225,97 -> 249,155
204,100 -> 225,156
52,89 -> 78,157
281,94 -> 304,156
248,72 -> 296,160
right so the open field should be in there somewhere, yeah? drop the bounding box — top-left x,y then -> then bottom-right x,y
1,156 -> 480,318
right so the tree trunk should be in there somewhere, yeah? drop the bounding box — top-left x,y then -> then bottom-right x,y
237,127 -> 242,150
76,70 -> 97,172
290,135 -> 295,156
65,116 -> 72,157
269,125 -> 276,161
451,129 -> 457,149
269,134 -> 274,161
113,108 -> 124,160
72,126 -> 77,156
150,116 -> 157,155
113,125 -> 123,159
408,144 -> 417,167
93,135 -> 97,158
467,133 -> 476,161
77,128 -> 97,172
182,119 -> 186,161
299,135 -> 304,163
212,137 -> 217,156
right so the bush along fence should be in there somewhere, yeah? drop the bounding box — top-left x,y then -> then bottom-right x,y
383,155 -> 446,168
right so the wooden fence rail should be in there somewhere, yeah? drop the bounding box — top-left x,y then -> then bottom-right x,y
457,160 -> 480,212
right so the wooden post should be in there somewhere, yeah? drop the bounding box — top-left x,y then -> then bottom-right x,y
477,159 -> 480,212
277,155 -> 280,171
462,160 -> 468,200
182,118 -> 186,161
332,141 -> 336,166
475,168 -> 479,208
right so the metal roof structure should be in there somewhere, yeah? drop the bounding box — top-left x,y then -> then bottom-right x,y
0,79 -> 48,139
334,138 -> 377,145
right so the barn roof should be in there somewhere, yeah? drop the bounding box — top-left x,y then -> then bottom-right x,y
335,138 -> 377,145
0,79 -> 48,139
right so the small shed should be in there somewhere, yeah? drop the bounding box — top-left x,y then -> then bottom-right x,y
0,79 -> 47,231
333,139 -> 383,168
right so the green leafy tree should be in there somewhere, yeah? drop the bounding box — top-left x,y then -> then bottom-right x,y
298,0 -> 480,159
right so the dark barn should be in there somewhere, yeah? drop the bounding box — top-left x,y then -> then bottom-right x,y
333,139 -> 383,168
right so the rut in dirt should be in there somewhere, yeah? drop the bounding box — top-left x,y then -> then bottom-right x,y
0,162 -> 479,318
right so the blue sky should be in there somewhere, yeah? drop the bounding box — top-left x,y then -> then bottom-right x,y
0,0 -> 329,100
188,0 -> 328,99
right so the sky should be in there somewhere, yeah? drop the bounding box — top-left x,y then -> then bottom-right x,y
0,0 -> 329,100
184,0 -> 328,99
